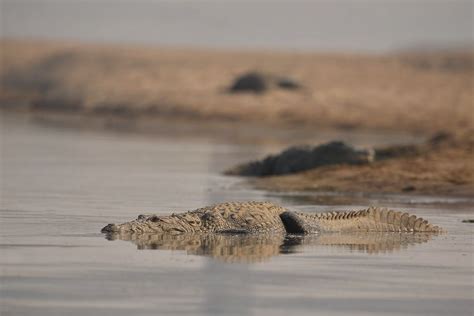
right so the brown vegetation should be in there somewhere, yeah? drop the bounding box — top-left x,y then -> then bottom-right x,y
1,39 -> 472,133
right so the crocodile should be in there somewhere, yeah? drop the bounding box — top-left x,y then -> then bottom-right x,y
225,141 -> 374,176
101,201 -> 443,236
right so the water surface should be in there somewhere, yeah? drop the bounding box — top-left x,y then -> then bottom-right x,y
1,114 -> 472,316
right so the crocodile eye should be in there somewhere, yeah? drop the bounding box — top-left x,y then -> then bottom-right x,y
149,216 -> 160,222
202,213 -> 215,221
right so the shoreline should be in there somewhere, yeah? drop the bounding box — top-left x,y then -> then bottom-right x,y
2,110 -> 472,198
2,39 -> 472,198
250,141 -> 473,197
0,110 -> 426,147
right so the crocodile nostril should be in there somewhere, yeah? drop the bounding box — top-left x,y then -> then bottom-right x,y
101,223 -> 119,233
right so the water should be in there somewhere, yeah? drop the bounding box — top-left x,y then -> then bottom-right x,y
1,114 -> 473,316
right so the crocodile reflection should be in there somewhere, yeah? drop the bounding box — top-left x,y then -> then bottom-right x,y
104,232 -> 437,263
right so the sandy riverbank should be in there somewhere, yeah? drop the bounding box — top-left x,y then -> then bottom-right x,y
2,39 -> 472,197
252,131 -> 474,196
1,39 -> 472,134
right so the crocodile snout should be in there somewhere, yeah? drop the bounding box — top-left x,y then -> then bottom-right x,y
101,223 -> 119,233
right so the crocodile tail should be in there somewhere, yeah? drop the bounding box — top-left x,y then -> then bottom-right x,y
306,207 -> 443,233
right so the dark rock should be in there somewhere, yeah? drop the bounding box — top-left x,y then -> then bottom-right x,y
31,96 -> 83,112
429,131 -> 453,146
462,219 -> 474,223
402,54 -> 474,73
402,185 -> 416,192
226,141 -> 374,176
374,144 -> 421,160
2,51 -> 80,94
228,72 -> 302,94
229,72 -> 267,93
276,77 -> 301,90
375,131 -> 455,161
93,103 -> 138,117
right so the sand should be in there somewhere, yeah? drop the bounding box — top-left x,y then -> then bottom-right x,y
253,132 -> 474,196
1,39 -> 473,134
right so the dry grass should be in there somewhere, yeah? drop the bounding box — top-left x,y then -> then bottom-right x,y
1,39 -> 473,133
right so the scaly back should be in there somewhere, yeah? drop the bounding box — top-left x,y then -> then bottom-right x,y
298,207 -> 443,233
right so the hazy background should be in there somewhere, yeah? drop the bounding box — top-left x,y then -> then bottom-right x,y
1,0 -> 473,52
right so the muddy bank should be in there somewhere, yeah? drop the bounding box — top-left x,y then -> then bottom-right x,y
1,39 -> 473,133
251,131 -> 474,196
